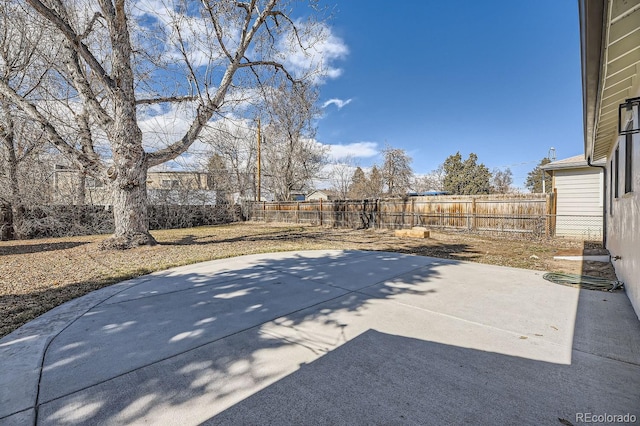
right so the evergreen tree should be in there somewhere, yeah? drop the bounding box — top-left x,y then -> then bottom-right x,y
525,158 -> 552,193
443,152 -> 491,195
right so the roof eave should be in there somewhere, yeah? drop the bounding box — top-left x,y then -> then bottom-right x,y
578,0 -> 606,162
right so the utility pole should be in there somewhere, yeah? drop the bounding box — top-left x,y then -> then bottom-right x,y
256,118 -> 261,202
542,147 -> 555,193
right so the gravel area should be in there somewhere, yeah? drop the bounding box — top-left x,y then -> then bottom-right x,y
0,222 -> 617,338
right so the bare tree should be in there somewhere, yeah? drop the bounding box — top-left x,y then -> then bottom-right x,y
348,166 -> 367,199
382,145 -> 412,196
0,0 -> 52,239
203,118 -> 257,201
413,165 -> 445,193
261,83 -> 326,201
328,156 -> 355,199
207,153 -> 234,204
365,165 -> 384,198
491,168 -> 513,194
0,0 -> 329,248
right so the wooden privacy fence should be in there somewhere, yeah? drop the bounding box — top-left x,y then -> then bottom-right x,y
248,194 -> 560,237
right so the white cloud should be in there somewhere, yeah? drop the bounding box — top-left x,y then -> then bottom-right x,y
322,98 -> 352,109
280,22 -> 349,84
325,142 -> 378,161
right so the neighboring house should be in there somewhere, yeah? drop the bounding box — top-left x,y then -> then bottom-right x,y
304,190 -> 324,201
408,191 -> 452,196
147,171 -> 208,191
541,155 -> 604,239
579,0 -> 640,318
289,191 -> 307,201
52,165 -> 111,205
146,170 -> 216,205
52,167 -> 215,205
306,190 -> 341,201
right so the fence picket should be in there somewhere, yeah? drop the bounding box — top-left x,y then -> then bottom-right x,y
247,194 -> 602,239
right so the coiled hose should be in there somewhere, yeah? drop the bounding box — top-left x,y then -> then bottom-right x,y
542,272 -> 624,292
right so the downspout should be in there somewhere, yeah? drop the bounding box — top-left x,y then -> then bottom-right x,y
587,156 -> 607,246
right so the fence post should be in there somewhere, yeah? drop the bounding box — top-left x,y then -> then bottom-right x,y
296,202 -> 300,224
411,198 -> 415,228
471,198 -> 477,231
319,199 -> 323,226
263,201 -> 266,222
546,191 -> 557,237
376,199 -> 381,229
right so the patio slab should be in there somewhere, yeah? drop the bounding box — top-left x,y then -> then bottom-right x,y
0,250 -> 638,425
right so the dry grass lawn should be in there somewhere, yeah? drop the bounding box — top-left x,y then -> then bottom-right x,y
0,222 -> 617,338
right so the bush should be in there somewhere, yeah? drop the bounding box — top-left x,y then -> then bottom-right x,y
14,204 -> 241,239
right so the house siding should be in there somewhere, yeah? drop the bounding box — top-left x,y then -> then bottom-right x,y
607,109 -> 640,319
306,192 -> 328,201
553,168 -> 603,238
579,0 -> 640,319
52,170 -> 213,206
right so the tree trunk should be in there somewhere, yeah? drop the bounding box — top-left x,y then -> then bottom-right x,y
97,6 -> 156,250
99,162 -> 155,249
0,203 -> 13,241
98,102 -> 156,250
7,156 -> 25,239
1,123 -> 24,239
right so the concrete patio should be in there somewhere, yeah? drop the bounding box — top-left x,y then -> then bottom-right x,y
1,250 -> 639,425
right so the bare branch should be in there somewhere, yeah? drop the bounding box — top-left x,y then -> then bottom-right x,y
0,78 -> 105,175
62,44 -> 113,128
15,127 -> 46,163
239,59 -> 298,84
136,95 -> 198,105
173,18 -> 204,100
202,2 -> 234,61
25,0 -> 116,92
235,1 -> 251,14
80,12 -> 104,40
148,0 -> 280,167
239,0 -> 257,46
147,101 -> 219,167
267,10 -> 304,47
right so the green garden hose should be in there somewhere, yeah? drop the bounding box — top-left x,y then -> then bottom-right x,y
542,272 -> 624,292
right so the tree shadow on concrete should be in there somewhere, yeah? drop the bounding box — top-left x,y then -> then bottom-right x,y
2,250 -> 447,423
7,249 -> 637,425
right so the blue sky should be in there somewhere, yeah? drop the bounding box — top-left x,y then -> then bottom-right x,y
314,0 -> 583,189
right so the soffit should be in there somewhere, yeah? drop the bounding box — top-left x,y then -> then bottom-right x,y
593,0 -> 640,160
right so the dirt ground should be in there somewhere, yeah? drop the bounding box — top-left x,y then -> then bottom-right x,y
0,222 -> 619,338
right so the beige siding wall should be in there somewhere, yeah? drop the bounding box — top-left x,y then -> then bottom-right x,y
307,192 -> 328,201
606,87 -> 640,319
553,167 -> 603,238
52,170 -> 210,205
146,172 -> 209,190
